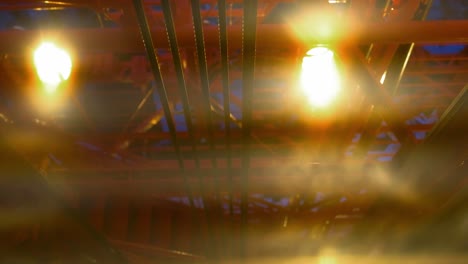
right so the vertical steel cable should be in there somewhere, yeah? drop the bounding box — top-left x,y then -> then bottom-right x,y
217,0 -> 234,224
159,0 -> 200,170
191,0 -> 229,258
190,0 -> 218,170
160,0 -> 216,258
217,0 -> 235,257
240,0 -> 258,259
218,0 -> 233,216
132,0 -> 196,208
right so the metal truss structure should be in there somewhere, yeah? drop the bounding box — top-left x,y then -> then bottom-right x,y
0,0 -> 467,263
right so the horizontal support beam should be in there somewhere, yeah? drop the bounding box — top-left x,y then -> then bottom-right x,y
405,67 -> 468,75
0,20 -> 467,53
110,239 -> 205,261
51,156 -> 367,171
50,169 -> 374,196
48,164 -> 460,199
82,123 -> 435,142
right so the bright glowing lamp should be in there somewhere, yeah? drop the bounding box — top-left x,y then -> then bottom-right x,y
300,47 -> 340,108
33,42 -> 72,93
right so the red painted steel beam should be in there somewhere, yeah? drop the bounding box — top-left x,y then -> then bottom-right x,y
125,141 -> 402,154
88,195 -> 107,231
81,123 -> 435,142
405,67 -> 468,75
399,82 -> 466,88
109,239 -> 206,261
410,54 -> 468,62
107,197 -> 130,240
48,163 -> 389,197
131,200 -> 153,244
0,126 -> 128,263
0,0 -> 289,7
50,176 -> 372,197
0,21 -> 467,53
50,154 -> 377,171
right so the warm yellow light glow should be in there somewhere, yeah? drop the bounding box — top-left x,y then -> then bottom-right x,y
33,42 -> 72,93
300,47 -> 340,107
319,256 -> 337,264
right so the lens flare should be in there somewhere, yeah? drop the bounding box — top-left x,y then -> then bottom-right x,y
300,47 -> 340,108
33,42 -> 72,93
